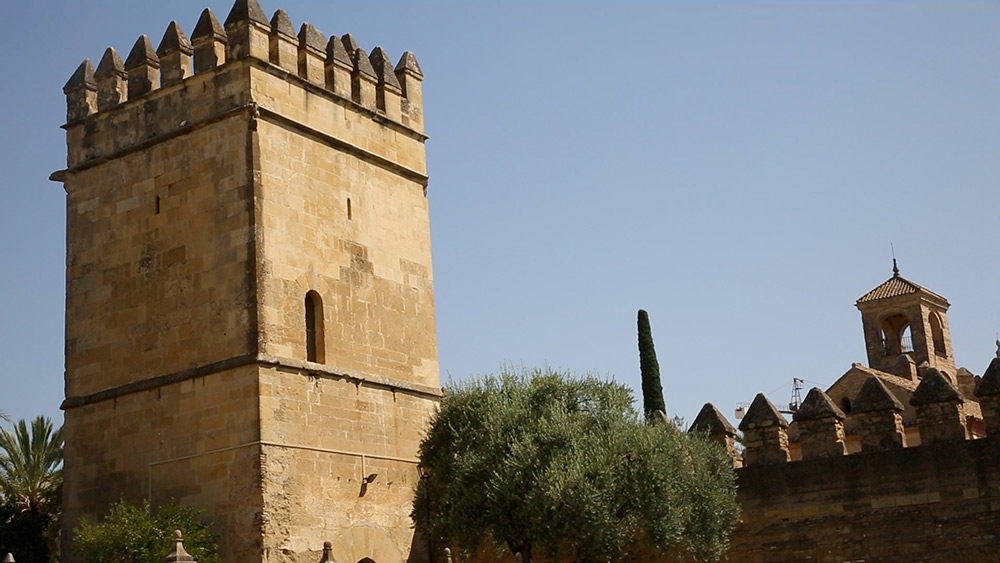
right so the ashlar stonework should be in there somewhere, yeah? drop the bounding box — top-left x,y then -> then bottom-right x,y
55,1 -> 439,561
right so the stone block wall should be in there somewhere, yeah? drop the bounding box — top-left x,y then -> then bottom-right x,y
713,368 -> 1000,562
56,2 -> 439,561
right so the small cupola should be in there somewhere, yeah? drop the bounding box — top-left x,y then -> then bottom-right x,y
856,261 -> 955,382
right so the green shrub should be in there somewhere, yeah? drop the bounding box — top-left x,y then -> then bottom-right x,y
72,498 -> 219,563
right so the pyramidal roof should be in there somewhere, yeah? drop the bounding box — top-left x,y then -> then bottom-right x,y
856,261 -> 948,305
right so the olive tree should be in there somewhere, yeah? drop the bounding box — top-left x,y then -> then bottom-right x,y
414,366 -> 739,562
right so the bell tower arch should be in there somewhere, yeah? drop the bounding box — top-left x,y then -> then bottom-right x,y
856,261 -> 955,381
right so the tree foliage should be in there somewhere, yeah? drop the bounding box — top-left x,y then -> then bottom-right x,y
0,497 -> 53,563
0,416 -> 63,514
73,498 -> 219,563
414,366 -> 739,562
638,309 -> 666,418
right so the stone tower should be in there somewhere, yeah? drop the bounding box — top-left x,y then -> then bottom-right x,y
53,1 -> 439,561
856,261 -> 955,381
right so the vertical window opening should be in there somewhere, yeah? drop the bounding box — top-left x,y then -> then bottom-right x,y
347,197 -> 352,220
305,291 -> 325,363
155,195 -> 161,215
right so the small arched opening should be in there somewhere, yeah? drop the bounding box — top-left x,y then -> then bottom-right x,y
358,559 -> 377,563
880,313 -> 912,355
841,397 -> 852,414
929,312 -> 946,357
305,291 -> 325,363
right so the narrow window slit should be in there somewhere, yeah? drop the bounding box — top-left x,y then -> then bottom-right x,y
347,197 -> 352,220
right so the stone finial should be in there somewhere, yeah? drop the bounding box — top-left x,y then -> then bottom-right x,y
224,0 -> 270,61
793,388 -> 846,422
739,393 -> 789,430
224,0 -> 269,27
911,368 -> 964,406
793,388 -> 847,460
157,22 -> 193,86
394,51 -> 423,79
351,47 -> 378,108
444,547 -> 453,563
691,402 -> 738,436
269,9 -> 298,72
299,23 -> 326,53
318,541 -> 335,562
738,393 -> 790,466
369,46 -> 402,118
369,47 -> 402,90
161,530 -> 195,563
394,51 -> 424,131
64,59 -> 97,94
975,356 -> 1000,436
911,368 -> 968,443
192,9 -> 228,73
63,59 -> 97,121
124,35 -> 160,98
95,47 -> 127,110
690,403 -> 741,466
325,35 -> 353,98
270,9 -> 295,38
853,376 -> 906,451
297,23 -> 327,86
854,376 -> 905,413
341,33 -> 359,55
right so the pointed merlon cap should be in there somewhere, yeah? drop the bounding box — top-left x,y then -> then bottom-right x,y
95,47 -> 125,78
64,59 -> 96,93
395,51 -> 423,78
225,0 -> 269,27
298,23 -> 326,52
853,376 -> 905,413
738,393 -> 790,430
270,9 -> 295,39
125,35 -> 160,70
352,47 -> 377,79
689,403 -> 737,436
193,8 -> 227,41
793,388 -> 845,422
157,21 -> 193,56
161,530 -> 195,562
327,35 -> 351,66
910,368 -> 965,406
341,33 -> 359,54
369,47 -> 401,89
975,357 -> 1000,397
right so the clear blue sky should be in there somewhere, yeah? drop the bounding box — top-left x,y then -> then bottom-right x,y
2,1 -> 999,428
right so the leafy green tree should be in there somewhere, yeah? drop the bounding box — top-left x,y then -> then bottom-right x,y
638,309 -> 666,419
414,366 -> 739,562
0,416 -> 63,514
73,498 -> 219,563
0,497 -> 53,563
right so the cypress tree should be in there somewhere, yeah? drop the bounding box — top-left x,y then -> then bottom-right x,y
638,309 -> 666,419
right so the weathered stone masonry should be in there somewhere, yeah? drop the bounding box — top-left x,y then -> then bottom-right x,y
54,1 -> 439,561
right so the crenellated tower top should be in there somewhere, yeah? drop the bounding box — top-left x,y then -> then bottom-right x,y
60,0 -> 424,137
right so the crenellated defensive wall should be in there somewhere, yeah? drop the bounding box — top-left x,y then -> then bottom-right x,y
691,358 -> 1000,562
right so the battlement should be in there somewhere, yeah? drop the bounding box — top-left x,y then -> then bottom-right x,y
61,0 -> 425,170
697,362 -> 999,468
697,358 -> 1000,561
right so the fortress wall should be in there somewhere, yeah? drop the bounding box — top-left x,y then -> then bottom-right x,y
729,437 -> 1000,562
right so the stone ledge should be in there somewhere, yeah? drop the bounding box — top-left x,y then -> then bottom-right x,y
62,353 -> 442,409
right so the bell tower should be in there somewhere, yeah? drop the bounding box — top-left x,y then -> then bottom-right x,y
856,261 -> 955,382
54,1 -> 439,561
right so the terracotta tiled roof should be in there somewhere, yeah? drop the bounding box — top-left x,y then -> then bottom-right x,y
856,275 -> 947,304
